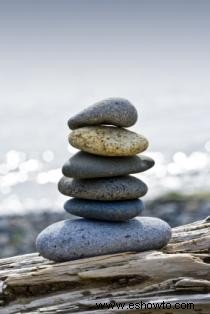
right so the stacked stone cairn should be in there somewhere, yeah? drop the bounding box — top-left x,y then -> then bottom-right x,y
36,98 -> 171,262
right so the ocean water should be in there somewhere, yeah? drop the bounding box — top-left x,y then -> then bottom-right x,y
0,101 -> 210,215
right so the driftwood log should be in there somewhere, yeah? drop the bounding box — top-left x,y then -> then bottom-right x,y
0,217 -> 210,313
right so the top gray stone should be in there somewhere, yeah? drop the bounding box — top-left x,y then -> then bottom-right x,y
68,98 -> 138,129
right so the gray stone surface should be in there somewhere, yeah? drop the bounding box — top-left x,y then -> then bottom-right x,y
62,152 -> 155,179
68,98 -> 138,129
36,217 -> 172,262
69,126 -> 149,156
64,198 -> 144,221
58,176 -> 148,200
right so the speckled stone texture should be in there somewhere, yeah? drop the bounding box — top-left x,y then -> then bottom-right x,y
62,151 -> 155,179
69,126 -> 149,156
68,98 -> 138,129
58,176 -> 148,200
64,198 -> 144,221
36,217 -> 172,262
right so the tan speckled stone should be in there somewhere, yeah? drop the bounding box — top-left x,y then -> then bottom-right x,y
68,126 -> 149,156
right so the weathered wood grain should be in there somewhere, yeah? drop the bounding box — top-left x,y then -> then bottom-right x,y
0,216 -> 210,313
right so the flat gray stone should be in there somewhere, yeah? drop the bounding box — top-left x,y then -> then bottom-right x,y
58,176 -> 148,200
68,98 -> 138,129
69,126 -> 148,157
36,217 -> 172,262
62,152 -> 155,179
64,198 -> 144,221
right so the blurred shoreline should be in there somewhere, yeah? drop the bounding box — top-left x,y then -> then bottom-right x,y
0,192 -> 209,259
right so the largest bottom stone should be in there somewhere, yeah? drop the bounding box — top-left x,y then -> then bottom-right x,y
36,217 -> 171,262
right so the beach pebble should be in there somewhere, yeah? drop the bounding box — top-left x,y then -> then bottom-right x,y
58,176 -> 148,200
62,151 -> 154,179
68,98 -> 138,129
36,217 -> 172,262
69,126 -> 149,156
64,198 -> 144,221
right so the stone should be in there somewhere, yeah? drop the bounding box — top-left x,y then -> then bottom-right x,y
62,151 -> 155,179
69,126 -> 149,156
68,98 -> 138,129
58,176 -> 148,200
64,198 -> 144,221
36,217 -> 172,262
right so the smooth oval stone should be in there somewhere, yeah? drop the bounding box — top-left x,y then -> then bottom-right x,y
64,198 -> 144,221
36,217 -> 172,262
58,176 -> 148,200
62,151 -> 155,179
68,98 -> 138,129
69,126 -> 149,156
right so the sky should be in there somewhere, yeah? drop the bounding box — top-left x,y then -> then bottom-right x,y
0,0 -> 210,105
0,0 -> 210,154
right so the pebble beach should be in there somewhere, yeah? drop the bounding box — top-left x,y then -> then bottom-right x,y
1,98 -> 210,259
